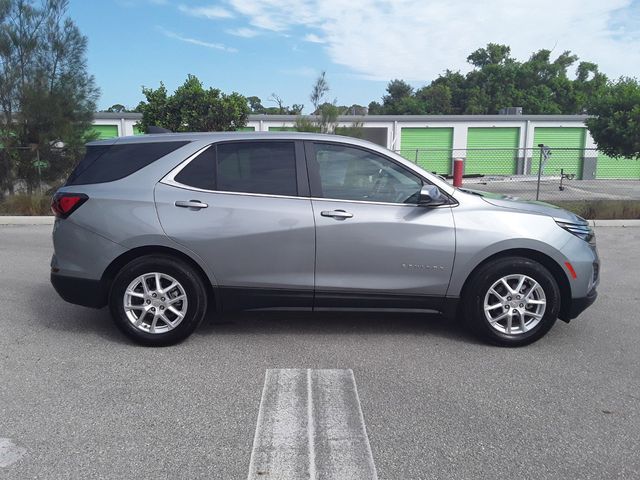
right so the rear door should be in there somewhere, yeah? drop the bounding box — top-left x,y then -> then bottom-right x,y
306,141 -> 456,310
155,140 -> 315,310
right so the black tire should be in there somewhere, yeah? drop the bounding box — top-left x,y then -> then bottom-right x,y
109,255 -> 208,346
463,256 -> 560,347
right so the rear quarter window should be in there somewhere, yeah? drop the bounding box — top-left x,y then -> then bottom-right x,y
66,141 -> 190,185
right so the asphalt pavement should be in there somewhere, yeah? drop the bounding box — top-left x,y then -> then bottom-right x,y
0,225 -> 638,479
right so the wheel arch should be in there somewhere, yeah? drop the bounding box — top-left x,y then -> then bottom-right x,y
101,245 -> 217,310
458,248 -> 573,322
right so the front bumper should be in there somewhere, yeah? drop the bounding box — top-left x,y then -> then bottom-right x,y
567,287 -> 598,320
51,272 -> 107,309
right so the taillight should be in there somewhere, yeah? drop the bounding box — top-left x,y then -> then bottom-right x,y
51,193 -> 88,218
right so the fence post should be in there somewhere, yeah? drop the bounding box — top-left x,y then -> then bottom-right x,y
536,144 -> 543,201
453,158 -> 464,187
415,149 -> 419,164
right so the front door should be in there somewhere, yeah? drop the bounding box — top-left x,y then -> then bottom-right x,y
155,140 -> 315,310
306,141 -> 455,310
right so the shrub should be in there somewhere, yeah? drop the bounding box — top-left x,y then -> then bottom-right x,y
0,194 -> 52,215
552,200 -> 640,219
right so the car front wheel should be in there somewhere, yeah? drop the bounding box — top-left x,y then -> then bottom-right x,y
109,255 -> 208,346
463,257 -> 560,347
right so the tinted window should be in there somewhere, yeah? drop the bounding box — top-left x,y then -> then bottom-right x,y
66,141 -> 189,185
216,142 -> 297,196
174,146 -> 216,191
313,144 -> 422,203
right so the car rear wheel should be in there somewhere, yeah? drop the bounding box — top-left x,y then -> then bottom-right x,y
463,257 -> 560,347
109,255 -> 207,346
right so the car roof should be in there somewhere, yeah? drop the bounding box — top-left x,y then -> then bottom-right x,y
86,131 -> 374,146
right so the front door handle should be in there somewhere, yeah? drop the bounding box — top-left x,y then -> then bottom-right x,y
320,209 -> 353,219
175,200 -> 208,210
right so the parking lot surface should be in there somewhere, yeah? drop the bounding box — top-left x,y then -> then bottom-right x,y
464,177 -> 640,201
0,225 -> 639,479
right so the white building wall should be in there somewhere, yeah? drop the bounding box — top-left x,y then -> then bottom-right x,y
94,115 -> 592,153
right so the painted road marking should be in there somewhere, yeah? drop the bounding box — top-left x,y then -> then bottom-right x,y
0,438 -> 26,468
247,369 -> 378,480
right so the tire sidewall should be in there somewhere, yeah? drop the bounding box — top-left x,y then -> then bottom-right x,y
466,257 -> 560,347
109,256 -> 207,346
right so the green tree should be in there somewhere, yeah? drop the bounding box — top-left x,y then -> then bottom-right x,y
105,103 -> 128,113
310,71 -> 329,112
136,75 -> 249,133
466,43 -> 511,68
294,72 -> 363,135
262,93 -> 303,115
343,104 -> 368,115
586,77 -> 640,159
0,0 -> 99,194
416,84 -> 452,114
367,44 -> 609,116
246,96 -> 266,114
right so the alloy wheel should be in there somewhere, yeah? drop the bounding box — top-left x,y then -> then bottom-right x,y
123,272 -> 188,334
483,274 -> 546,335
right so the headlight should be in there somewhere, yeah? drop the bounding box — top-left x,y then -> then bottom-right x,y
556,221 -> 595,244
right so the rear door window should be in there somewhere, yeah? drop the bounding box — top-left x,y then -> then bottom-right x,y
66,141 -> 189,185
174,141 -> 298,197
217,142 -> 297,196
174,146 -> 216,191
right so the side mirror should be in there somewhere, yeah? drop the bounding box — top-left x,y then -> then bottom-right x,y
418,185 -> 447,206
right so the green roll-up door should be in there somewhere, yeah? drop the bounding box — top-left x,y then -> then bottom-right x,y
92,124 -> 119,139
466,127 -> 520,175
596,153 -> 640,179
268,126 -> 296,131
400,127 -> 453,174
532,127 -> 585,179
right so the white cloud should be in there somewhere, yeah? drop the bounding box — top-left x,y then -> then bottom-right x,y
225,0 -> 640,81
157,27 -> 237,52
227,27 -> 260,38
178,4 -> 234,19
303,33 -> 325,44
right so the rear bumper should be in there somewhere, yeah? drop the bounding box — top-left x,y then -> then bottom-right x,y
51,272 -> 107,308
567,287 -> 598,320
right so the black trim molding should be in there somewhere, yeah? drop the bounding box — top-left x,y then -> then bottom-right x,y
217,286 -> 449,313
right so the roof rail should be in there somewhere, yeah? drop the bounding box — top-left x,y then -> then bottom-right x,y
147,126 -> 172,134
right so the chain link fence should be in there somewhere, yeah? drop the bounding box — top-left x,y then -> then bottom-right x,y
396,146 -> 640,203
2,143 -> 640,215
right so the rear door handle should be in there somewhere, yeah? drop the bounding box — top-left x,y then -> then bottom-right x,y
320,209 -> 353,219
175,200 -> 208,210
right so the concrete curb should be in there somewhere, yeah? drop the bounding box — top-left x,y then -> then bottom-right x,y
2,216 -> 640,227
0,216 -> 54,225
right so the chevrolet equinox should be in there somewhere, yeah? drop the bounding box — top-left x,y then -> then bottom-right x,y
50,133 -> 599,347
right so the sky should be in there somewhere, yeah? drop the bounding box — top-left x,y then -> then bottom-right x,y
68,0 -> 640,113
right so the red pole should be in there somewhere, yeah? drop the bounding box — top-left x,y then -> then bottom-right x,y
453,158 -> 464,187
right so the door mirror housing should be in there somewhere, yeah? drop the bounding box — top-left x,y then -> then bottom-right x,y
418,185 -> 447,206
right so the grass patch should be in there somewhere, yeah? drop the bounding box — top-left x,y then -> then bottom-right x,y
0,194 -> 52,216
552,200 -> 640,219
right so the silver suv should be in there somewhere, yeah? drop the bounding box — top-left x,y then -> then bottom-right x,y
50,133 -> 599,347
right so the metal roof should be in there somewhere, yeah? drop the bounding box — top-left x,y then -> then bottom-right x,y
247,114 -> 590,122
92,112 -> 590,122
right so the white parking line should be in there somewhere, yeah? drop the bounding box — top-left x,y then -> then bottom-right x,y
0,438 -> 26,468
247,369 -> 378,480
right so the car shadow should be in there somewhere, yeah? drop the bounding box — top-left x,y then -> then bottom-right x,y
198,310 -> 479,344
31,283 -> 479,345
